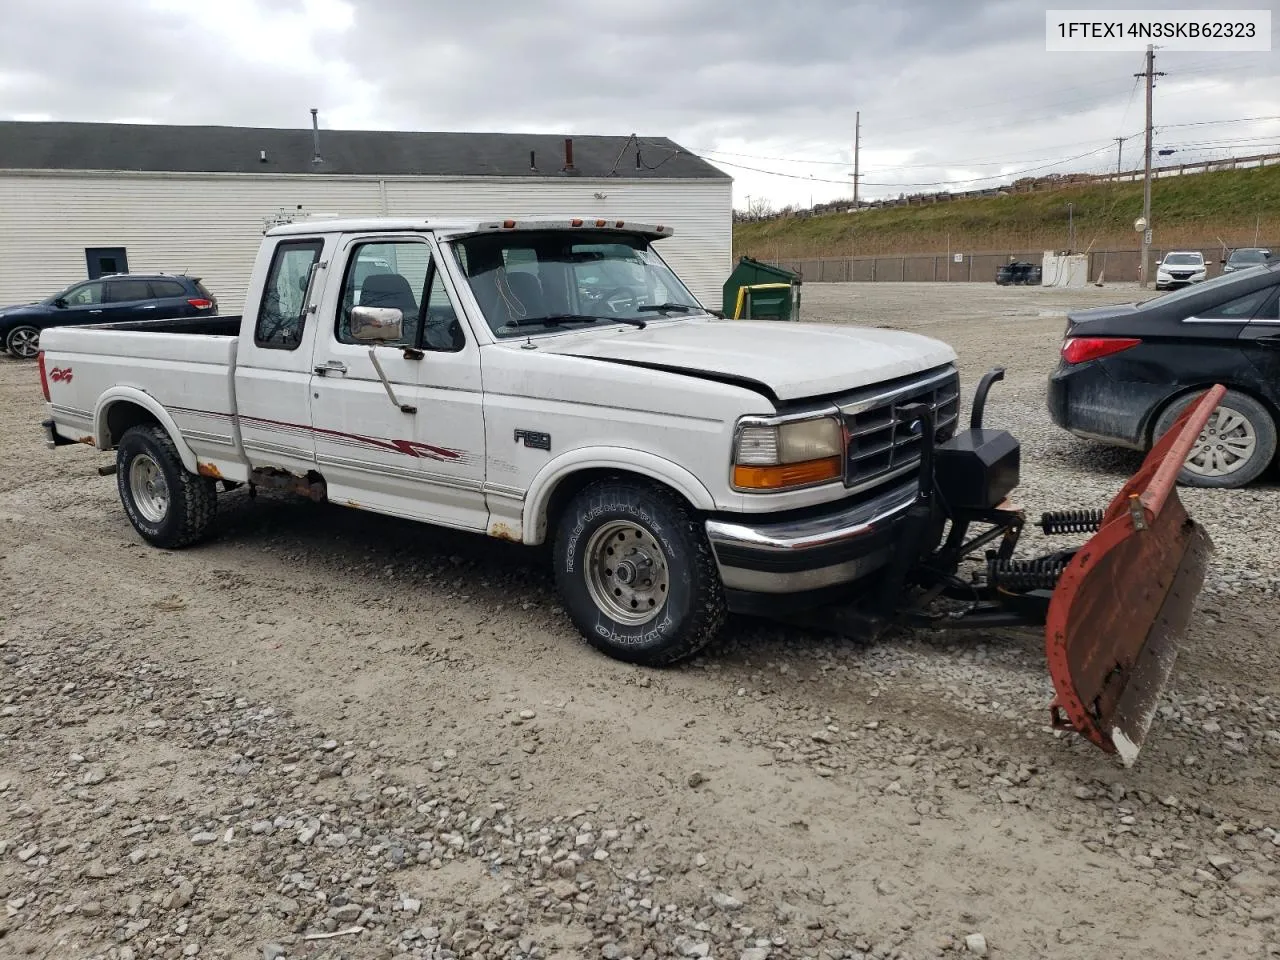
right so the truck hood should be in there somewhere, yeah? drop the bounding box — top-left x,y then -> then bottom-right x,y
537,319 -> 957,402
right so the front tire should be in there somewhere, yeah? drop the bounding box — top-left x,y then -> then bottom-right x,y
116,424 -> 217,547
1153,389 -> 1277,488
553,479 -> 726,666
5,325 -> 40,359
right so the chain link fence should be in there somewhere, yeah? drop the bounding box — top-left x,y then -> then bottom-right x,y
764,245 -> 1274,284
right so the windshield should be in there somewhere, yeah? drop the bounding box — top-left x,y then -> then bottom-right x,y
1229,249 -> 1269,264
1139,266 -> 1269,307
1162,253 -> 1203,266
447,230 -> 703,337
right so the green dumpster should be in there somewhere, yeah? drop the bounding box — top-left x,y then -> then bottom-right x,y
722,256 -> 801,320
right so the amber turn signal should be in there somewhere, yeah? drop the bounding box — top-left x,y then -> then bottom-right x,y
733,456 -> 842,490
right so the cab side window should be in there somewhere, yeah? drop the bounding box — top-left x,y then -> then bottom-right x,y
338,240 -> 465,352
255,240 -> 323,349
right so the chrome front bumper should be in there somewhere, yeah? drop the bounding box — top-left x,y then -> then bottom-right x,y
704,480 -> 917,594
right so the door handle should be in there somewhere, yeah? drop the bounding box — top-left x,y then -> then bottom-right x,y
314,360 -> 348,376
1253,335 -> 1280,348
89,309 -> 103,314
141,305 -> 158,310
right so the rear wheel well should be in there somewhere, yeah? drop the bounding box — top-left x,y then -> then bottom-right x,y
104,401 -> 163,449
541,468 -> 695,543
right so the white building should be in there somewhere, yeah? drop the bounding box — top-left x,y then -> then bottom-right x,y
0,121 -> 732,312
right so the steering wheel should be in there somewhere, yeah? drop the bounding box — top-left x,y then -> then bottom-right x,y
601,288 -> 637,315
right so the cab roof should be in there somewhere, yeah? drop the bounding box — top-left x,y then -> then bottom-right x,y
266,216 -> 675,240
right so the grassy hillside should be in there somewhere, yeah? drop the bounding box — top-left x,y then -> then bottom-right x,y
734,163 -> 1280,259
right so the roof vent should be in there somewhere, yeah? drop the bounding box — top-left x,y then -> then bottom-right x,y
260,149 -> 268,163
561,137 -> 580,177
310,108 -> 322,165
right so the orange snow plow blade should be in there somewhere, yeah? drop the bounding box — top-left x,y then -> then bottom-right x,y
1045,384 -> 1221,766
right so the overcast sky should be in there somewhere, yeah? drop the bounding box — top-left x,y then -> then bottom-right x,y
1,0 -> 1276,209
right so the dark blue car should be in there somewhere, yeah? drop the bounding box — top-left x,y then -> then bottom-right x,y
0,274 -> 217,359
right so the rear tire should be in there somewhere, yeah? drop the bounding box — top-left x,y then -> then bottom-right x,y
116,424 -> 217,547
553,479 -> 726,666
5,325 -> 40,359
1153,389 -> 1276,488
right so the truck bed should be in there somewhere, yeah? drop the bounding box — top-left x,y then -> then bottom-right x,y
40,317 -> 245,476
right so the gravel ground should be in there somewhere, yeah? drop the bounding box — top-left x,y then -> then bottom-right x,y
1,282 -> 1277,960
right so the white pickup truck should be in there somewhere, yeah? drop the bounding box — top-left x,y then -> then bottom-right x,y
40,216 -> 1215,768
40,217 -> 963,663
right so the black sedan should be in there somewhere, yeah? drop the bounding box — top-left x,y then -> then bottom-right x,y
1048,262 -> 1280,488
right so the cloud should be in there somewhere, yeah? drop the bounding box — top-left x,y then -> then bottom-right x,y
0,0 -> 1276,208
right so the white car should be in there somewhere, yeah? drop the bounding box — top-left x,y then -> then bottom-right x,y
1155,251 -> 1207,290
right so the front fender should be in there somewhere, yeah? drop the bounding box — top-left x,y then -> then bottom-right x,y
94,387 -> 200,474
522,446 -> 717,545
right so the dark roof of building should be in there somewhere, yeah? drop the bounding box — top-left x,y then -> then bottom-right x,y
0,121 -> 729,180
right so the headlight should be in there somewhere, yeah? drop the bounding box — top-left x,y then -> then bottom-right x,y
733,416 -> 843,490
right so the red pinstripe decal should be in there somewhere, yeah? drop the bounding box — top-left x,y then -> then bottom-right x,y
169,406 -> 465,462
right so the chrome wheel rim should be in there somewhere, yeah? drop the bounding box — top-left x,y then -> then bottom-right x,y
128,454 -> 170,523
1184,406 -> 1256,477
8,327 -> 39,358
584,520 -> 670,625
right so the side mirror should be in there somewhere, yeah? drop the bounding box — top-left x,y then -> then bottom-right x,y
1220,258 -> 1226,264
53,298 -> 67,308
350,305 -> 404,342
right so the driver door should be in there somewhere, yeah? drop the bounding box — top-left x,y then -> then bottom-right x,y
54,280 -> 108,327
308,235 -> 488,530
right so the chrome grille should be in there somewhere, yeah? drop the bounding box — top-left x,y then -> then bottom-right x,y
838,367 -> 961,492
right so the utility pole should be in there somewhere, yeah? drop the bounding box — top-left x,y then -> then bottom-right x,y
852,112 -> 860,210
1114,136 -> 1125,175
1136,45 -> 1165,288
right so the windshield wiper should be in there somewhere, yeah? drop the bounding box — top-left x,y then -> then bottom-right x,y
503,314 -> 647,330
635,303 -> 696,314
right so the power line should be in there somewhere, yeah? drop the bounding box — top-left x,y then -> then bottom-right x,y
698,118 -> 1277,172
698,134 -> 1139,170
705,143 -> 1118,188
1159,114 -> 1280,130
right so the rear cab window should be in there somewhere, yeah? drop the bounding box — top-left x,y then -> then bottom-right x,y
255,239 -> 324,349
